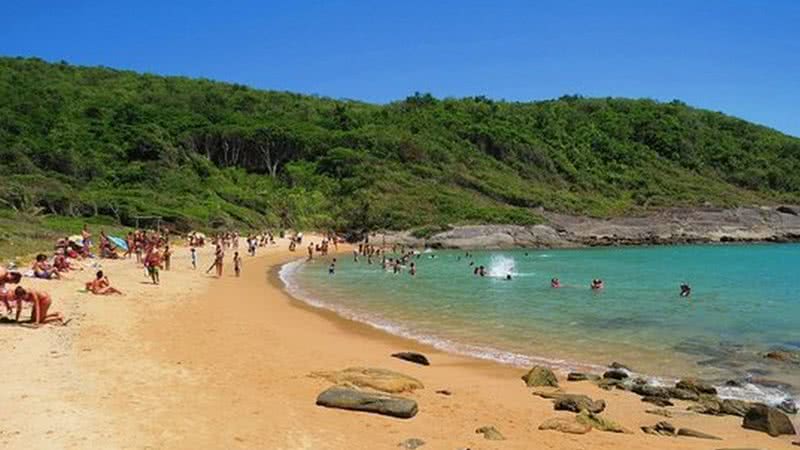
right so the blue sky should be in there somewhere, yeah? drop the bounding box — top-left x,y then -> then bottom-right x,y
2,0 -> 799,136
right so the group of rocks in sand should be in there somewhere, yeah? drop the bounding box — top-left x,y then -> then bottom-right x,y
311,352 -> 798,447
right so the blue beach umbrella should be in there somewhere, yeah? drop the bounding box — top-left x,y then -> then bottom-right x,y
108,236 -> 129,251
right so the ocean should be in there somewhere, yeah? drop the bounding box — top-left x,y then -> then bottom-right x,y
280,244 -> 800,407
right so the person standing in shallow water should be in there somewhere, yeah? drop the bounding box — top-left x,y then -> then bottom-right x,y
329,258 -> 336,275
307,243 -> 314,261
409,262 -> 416,276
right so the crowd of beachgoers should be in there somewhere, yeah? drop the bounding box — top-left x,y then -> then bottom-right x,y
0,225 -> 288,328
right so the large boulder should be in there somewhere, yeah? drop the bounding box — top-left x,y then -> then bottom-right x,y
538,417 -> 592,434
310,367 -> 424,393
688,395 -> 723,415
391,352 -> 430,366
576,410 -> 632,434
553,394 -> 606,414
742,403 -> 797,437
668,387 -> 700,401
676,378 -> 717,395
521,366 -> 559,388
720,399 -> 755,417
316,386 -> 418,418
632,384 -> 670,398
602,369 -> 629,380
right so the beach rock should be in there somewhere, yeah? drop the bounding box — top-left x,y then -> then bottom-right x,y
521,366 -> 559,388
576,410 -> 632,434
391,352 -> 430,366
741,403 -> 796,437
567,372 -> 599,382
398,438 -> 426,449
668,387 -> 700,401
609,361 -> 632,371
764,350 -> 799,362
688,395 -> 723,415
531,387 -> 565,399
777,398 -> 798,414
596,378 -> 623,390
677,428 -> 722,440
720,399 -> 754,417
538,417 -> 592,435
641,421 -> 676,436
602,369 -> 629,380
632,384 -> 670,398
642,396 -> 673,407
316,386 -> 418,418
676,378 -> 717,395
435,389 -> 452,396
310,367 -> 424,393
553,394 -> 606,414
645,408 -> 673,418
777,206 -> 799,216
475,425 -> 505,441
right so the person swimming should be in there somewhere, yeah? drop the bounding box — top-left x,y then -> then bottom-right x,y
680,282 -> 691,297
551,278 -> 561,288
591,279 -> 604,290
505,273 -> 512,280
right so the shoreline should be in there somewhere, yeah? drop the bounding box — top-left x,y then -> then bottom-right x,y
2,238 -> 797,449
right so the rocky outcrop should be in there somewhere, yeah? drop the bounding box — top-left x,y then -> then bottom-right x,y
310,367 -> 424,393
475,425 -> 505,440
374,206 -> 800,249
538,417 -> 592,434
602,369 -> 629,380
316,387 -> 418,418
391,352 -> 430,366
742,403 -> 797,437
641,421 -> 676,436
553,394 -> 606,414
642,396 -> 673,407
521,366 -> 559,388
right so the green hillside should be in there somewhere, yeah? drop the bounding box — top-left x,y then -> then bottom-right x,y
2,56 -> 799,235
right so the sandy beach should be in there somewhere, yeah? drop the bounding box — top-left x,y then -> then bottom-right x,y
1,237 -> 796,449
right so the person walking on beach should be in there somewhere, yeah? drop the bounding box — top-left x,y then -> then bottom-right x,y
191,247 -> 197,269
234,251 -> 242,277
208,244 -> 224,277
163,245 -> 172,271
145,248 -> 163,285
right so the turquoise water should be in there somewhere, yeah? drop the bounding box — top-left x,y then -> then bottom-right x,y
281,244 -> 800,405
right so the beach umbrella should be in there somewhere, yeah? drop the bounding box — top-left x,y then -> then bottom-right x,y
108,236 -> 129,251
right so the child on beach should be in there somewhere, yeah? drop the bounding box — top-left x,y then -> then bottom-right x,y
234,251 -> 242,277
191,247 -> 197,269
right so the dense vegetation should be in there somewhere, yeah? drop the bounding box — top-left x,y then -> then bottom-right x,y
2,56 -> 799,235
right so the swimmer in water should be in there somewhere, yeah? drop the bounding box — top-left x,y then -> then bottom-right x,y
680,282 -> 691,297
551,278 -> 561,288
591,279 -> 604,290
505,274 -> 512,280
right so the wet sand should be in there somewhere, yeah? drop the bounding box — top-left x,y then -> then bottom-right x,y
1,238 -> 796,449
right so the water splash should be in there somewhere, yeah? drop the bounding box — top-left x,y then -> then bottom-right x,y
486,254 -> 516,278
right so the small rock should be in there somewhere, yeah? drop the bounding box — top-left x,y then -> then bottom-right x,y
668,387 -> 700,401
576,410 -> 632,434
676,378 -> 717,395
676,428 -> 722,440
602,369 -> 629,380
567,372 -> 599,382
538,417 -> 592,435
475,425 -> 505,441
391,352 -> 430,366
720,399 -> 754,417
642,396 -> 673,407
645,408 -> 673,418
398,438 -> 425,449
641,421 -> 676,436
531,387 -> 564,399
435,389 -> 451,396
742,403 -> 796,437
609,361 -> 631,371
596,378 -> 622,390
553,394 -> 606,414
632,384 -> 670,398
777,205 -> 799,215
315,386 -> 418,419
777,398 -> 798,414
521,366 -> 559,388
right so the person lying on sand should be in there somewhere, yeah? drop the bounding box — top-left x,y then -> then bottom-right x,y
12,286 -> 64,326
85,271 -> 123,295
33,254 -> 61,280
